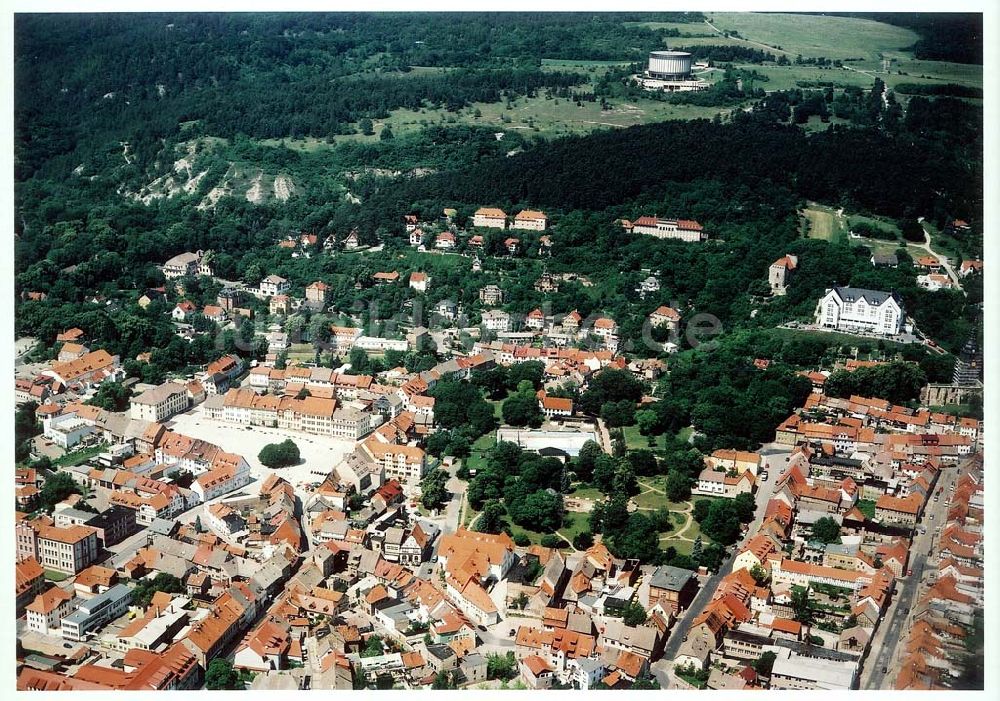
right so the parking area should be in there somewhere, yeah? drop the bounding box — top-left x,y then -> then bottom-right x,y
166,404 -> 356,498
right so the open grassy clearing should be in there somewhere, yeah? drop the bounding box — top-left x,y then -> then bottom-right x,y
540,58 -> 631,68
560,511 -> 591,542
623,21 -> 717,37
847,213 -> 902,237
801,202 -> 847,242
465,433 -> 497,474
634,477 -> 691,512
257,136 -> 338,153
708,12 -> 919,61
568,483 -> 605,501
858,237 -> 907,257
623,424 -> 671,451
670,35 -> 753,48
345,95 -> 730,141
736,63 -> 875,92
882,59 -> 983,90
763,327 -> 910,353
658,518 -> 705,556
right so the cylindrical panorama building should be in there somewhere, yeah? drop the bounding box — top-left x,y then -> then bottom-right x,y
647,51 -> 693,80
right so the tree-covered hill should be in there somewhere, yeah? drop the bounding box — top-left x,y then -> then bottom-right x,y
12,13 -> 982,368
365,101 -> 981,224
15,12 -> 703,179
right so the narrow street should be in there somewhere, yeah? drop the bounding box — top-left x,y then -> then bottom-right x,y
861,465 -> 959,689
655,444 -> 788,687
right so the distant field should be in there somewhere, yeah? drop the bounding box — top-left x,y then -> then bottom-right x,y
847,213 -> 901,237
540,58 -> 631,68
336,94 -> 731,142
669,35 -> 750,48
737,63 -> 876,92
882,59 -> 983,92
624,21 -> 716,37
708,12 -> 920,61
802,203 -> 846,242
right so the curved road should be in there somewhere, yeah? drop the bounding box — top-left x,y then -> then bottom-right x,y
914,221 -> 964,293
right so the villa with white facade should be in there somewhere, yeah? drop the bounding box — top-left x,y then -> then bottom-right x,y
815,287 -> 905,336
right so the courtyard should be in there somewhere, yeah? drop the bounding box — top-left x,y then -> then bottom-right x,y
165,404 -> 356,499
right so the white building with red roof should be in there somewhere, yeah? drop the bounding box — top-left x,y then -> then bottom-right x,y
512,209 -> 548,231
409,272 -> 429,292
623,216 -> 705,242
473,207 -> 507,229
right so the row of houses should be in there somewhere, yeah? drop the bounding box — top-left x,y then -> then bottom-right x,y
894,454 -> 984,690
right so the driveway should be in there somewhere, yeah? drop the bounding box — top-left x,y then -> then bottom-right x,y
916,221 -> 964,292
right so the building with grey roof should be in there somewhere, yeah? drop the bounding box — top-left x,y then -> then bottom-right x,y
61,583 -> 132,641
648,564 -> 699,615
816,286 -> 905,336
769,646 -> 858,690
129,382 -> 190,422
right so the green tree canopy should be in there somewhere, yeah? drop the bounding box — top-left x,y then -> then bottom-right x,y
38,472 -> 82,513
812,516 -> 842,544
258,439 -> 301,468
86,381 -> 132,412
206,659 -> 242,690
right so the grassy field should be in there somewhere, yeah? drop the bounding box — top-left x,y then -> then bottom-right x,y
708,12 -> 919,61
883,59 -> 983,90
860,237 -> 907,257
847,213 -> 902,237
349,95 -> 730,141
622,424 -> 671,451
560,511 -> 591,543
624,20 -> 716,36
568,483 -> 605,501
802,203 -> 847,243
634,490 -> 689,513
286,342 -> 317,364
465,433 -> 496,474
738,64 -> 875,92
764,327 -> 910,353
45,569 -> 70,582
54,444 -> 106,468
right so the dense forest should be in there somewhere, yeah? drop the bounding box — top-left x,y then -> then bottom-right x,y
15,12 -> 703,178
822,12 -> 984,64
